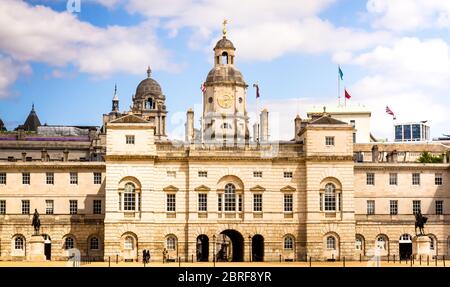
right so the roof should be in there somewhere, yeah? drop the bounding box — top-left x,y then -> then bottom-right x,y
205,66 -> 246,86
214,36 -> 235,50
309,115 -> 348,125
22,105 -> 41,132
109,114 -> 150,124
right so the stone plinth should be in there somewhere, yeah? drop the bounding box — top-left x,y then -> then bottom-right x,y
413,236 -> 431,259
28,235 -> 46,261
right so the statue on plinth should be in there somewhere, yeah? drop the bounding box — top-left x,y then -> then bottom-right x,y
415,211 -> 428,236
32,209 -> 41,236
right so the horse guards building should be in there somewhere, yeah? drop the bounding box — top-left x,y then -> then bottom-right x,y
1,30 -> 450,263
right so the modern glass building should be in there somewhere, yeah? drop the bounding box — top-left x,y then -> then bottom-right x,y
394,122 -> 430,142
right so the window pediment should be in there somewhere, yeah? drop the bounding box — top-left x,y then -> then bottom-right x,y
250,185 -> 266,192
163,185 -> 179,192
194,185 -> 211,192
280,185 -> 296,192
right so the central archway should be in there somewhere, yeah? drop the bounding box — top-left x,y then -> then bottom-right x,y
196,235 -> 209,262
252,234 -> 264,262
399,234 -> 412,260
217,230 -> 244,262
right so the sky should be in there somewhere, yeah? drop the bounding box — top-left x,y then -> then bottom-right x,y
1,0 -> 450,141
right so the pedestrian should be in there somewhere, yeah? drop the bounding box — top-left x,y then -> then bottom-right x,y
142,249 -> 147,264
163,248 -> 167,263
146,250 -> 151,263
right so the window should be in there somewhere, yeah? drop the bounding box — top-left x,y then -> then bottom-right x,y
166,236 -> 176,250
413,200 -> 421,214
46,200 -> 54,215
126,135 -> 135,144
65,237 -> 74,249
284,194 -> 293,212
198,194 -> 207,212
198,171 -> 208,178
124,183 -> 136,211
324,183 -> 336,212
0,200 -> 5,214
412,173 -> 420,185
325,136 -> 335,146
218,194 -> 222,212
389,173 -> 398,185
69,200 -> 78,215
429,237 -> 435,250
222,123 -> 232,129
22,200 -> 30,215
166,194 -> 176,212
167,171 -> 176,178
353,133 -> 356,143
367,200 -> 375,215
435,173 -> 443,186
70,172 -> 78,185
253,194 -> 262,212
355,236 -> 363,250
94,172 -> 102,185
366,173 -> 375,185
253,171 -> 262,178
390,200 -> 398,215
283,171 -> 293,179
238,194 -> 243,212
46,172 -> 54,185
436,200 -> 443,215
22,172 -> 30,185
93,200 -> 102,214
90,237 -> 99,250
224,184 -> 236,212
15,237 -> 24,250
124,236 -> 134,250
0,173 -> 6,184
376,236 -> 386,250
284,236 -> 294,250
326,236 -> 336,250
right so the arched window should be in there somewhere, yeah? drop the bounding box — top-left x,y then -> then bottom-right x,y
145,98 -> 153,110
124,183 -> 136,211
221,52 -> 229,64
327,236 -> 336,250
355,236 -> 363,250
224,183 -> 236,211
124,236 -> 134,250
65,237 -> 74,250
284,236 -> 294,250
400,234 -> 412,242
376,236 -> 387,250
15,237 -> 24,250
90,237 -> 99,250
166,236 -> 176,250
324,183 -> 336,211
429,236 -> 435,250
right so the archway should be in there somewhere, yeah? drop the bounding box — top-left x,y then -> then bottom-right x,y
399,234 -> 412,260
217,230 -> 244,262
252,234 -> 264,262
196,235 -> 209,262
43,234 -> 51,260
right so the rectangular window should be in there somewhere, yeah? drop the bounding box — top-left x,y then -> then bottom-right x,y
198,194 -> 207,212
22,172 -> 30,185
353,133 -> 356,143
367,200 -> 375,215
0,173 -> 6,184
413,200 -> 421,214
0,200 -> 5,214
166,194 -> 176,212
93,200 -> 102,214
238,194 -> 242,212
22,200 -> 30,215
435,173 -> 443,186
69,200 -> 78,215
253,171 -> 262,178
94,172 -> 102,185
283,171 -> 293,179
436,200 -> 443,215
412,173 -> 420,185
46,200 -> 54,215
284,194 -> 293,212
70,172 -> 78,185
325,136 -> 335,146
198,171 -> 208,178
253,194 -> 262,212
167,171 -> 176,178
395,125 -> 403,141
366,173 -> 375,185
218,194 -> 222,212
46,172 -> 54,185
125,135 -> 135,144
389,173 -> 398,185
404,124 -> 411,141
390,200 -> 398,215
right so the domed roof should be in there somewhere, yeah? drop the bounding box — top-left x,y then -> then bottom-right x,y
214,36 -> 235,50
205,66 -> 246,86
135,67 -> 163,99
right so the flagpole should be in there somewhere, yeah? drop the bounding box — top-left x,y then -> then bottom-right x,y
337,66 -> 341,107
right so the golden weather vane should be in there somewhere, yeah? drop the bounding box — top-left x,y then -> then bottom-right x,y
222,19 -> 228,36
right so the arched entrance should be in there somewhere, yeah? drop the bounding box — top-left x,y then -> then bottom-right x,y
399,234 -> 412,260
196,235 -> 209,262
217,230 -> 244,262
43,234 -> 51,260
252,235 -> 264,262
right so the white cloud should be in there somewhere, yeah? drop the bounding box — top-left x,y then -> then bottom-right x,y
0,56 -> 30,98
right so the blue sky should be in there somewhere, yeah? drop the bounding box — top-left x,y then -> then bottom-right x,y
1,0 -> 450,140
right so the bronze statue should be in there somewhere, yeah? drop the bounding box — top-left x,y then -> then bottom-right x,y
31,209 -> 41,235
415,211 -> 428,236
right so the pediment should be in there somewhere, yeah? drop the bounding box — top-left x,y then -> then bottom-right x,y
249,185 -> 266,192
280,185 -> 296,192
110,114 -> 149,124
163,185 -> 179,192
194,185 -> 211,192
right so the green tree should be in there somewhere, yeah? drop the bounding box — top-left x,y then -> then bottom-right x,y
417,152 -> 443,163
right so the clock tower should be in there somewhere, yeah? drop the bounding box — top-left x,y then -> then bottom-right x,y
202,21 -> 249,143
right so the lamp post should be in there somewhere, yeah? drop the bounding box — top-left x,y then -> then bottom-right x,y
248,235 -> 252,262
213,234 -> 216,267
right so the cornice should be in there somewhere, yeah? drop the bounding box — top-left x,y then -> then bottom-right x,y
305,155 -> 354,162
105,155 -> 156,161
0,162 -> 105,170
355,163 -> 450,171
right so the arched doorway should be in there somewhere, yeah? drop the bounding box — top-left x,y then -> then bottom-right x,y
196,235 -> 209,262
43,234 -> 51,260
217,230 -> 244,262
252,234 -> 264,262
399,234 -> 412,260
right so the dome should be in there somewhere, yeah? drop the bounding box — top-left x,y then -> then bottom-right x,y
135,77 -> 163,99
205,66 -> 246,86
214,36 -> 235,50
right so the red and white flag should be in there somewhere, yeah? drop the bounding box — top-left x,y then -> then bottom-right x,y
344,89 -> 351,99
386,106 -> 396,120
200,83 -> 206,93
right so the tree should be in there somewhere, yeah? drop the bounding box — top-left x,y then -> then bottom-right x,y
417,152 -> 443,163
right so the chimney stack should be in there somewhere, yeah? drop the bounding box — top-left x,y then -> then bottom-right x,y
294,115 -> 302,142
185,108 -> 194,142
260,109 -> 269,142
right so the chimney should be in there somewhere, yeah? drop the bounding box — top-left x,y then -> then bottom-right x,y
22,152 -> 26,162
371,145 -> 379,163
253,123 -> 259,143
185,108 -> 194,142
41,149 -> 47,162
260,109 -> 269,142
63,149 -> 69,162
294,115 -> 302,142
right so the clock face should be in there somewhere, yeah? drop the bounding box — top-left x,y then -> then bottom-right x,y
217,94 -> 234,109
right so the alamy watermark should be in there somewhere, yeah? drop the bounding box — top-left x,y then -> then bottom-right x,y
67,0 -> 81,13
